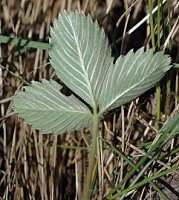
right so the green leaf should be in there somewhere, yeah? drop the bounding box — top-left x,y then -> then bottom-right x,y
99,48 -> 171,115
13,11 -> 173,135
13,80 -> 92,134
49,11 -> 112,108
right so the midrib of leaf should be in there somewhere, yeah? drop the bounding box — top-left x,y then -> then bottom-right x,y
69,17 -> 96,108
89,29 -> 107,100
50,50 -> 91,98
19,108 -> 89,113
50,12 -> 113,110
100,75 -> 149,114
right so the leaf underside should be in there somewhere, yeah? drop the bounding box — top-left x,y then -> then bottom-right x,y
49,11 -> 171,117
13,11 -> 172,135
13,80 -> 92,134
49,11 -> 113,108
99,48 -> 171,116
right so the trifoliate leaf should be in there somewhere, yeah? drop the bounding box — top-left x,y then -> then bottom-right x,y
13,11 -> 173,135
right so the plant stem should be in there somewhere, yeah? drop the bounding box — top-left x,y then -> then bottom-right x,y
157,0 -> 161,49
83,110 -> 99,200
148,0 -> 162,125
156,0 -> 162,125
156,83 -> 161,123
165,1 -> 172,117
148,0 -> 155,48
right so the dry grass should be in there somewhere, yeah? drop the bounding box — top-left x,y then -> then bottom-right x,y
0,0 -> 179,199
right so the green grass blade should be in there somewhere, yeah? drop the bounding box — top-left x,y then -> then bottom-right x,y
105,119 -> 178,199
151,182 -> 170,200
0,35 -> 51,50
108,165 -> 179,199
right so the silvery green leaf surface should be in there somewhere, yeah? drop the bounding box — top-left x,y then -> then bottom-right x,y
13,11 -> 173,135
99,48 -> 171,116
13,80 -> 92,134
49,11 -> 112,108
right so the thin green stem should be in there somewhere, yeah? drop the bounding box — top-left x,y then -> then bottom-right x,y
83,109 -> 99,200
165,1 -> 172,116
157,0 -> 161,49
167,0 -> 172,50
156,84 -> 161,123
148,0 -> 155,48
148,0 -> 162,124
156,0 -> 161,124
